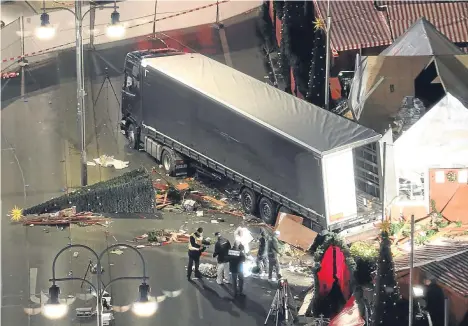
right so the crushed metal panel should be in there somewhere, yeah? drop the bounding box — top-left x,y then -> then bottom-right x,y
275,214 -> 318,251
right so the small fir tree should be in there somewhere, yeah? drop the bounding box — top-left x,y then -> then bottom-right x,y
371,221 -> 402,326
305,17 -> 326,107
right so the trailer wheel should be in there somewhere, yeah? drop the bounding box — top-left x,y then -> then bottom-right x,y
127,123 -> 139,149
161,149 -> 175,175
258,197 -> 277,225
241,188 -> 257,215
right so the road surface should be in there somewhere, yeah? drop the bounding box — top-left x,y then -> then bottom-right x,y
1,11 -> 287,326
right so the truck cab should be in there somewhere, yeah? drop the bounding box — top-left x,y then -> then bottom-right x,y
120,48 -> 182,148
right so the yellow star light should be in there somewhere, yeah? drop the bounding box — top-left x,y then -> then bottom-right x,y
10,206 -> 23,222
313,18 -> 326,31
380,219 -> 391,233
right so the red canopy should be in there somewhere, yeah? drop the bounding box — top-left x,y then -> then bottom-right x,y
329,296 -> 365,326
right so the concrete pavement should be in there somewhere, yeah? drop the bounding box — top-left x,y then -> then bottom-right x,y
1,9 -> 302,326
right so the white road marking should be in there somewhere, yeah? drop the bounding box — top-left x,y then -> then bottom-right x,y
218,28 -> 233,68
29,268 -> 41,304
195,288 -> 204,319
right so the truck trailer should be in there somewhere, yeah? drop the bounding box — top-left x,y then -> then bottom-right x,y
120,49 -> 381,232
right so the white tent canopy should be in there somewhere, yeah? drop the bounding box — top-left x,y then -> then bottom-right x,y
394,93 -> 468,181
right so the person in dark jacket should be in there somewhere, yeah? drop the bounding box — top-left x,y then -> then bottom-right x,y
256,229 -> 268,275
213,232 -> 231,285
267,230 -> 282,281
228,241 -> 246,296
187,227 -> 210,280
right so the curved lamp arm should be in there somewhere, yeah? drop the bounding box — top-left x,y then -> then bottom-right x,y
51,243 -> 148,286
51,244 -> 99,285
43,5 -> 118,21
50,276 -> 98,294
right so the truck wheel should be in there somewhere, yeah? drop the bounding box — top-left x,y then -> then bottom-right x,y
127,123 -> 139,149
258,197 -> 277,225
241,188 -> 257,215
161,149 -> 175,175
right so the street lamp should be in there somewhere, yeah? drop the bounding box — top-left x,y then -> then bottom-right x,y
38,0 -> 126,187
107,9 -> 125,38
36,12 -> 55,40
43,243 -> 155,325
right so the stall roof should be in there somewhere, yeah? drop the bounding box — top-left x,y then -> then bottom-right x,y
380,17 -> 463,56
435,55 -> 468,106
394,93 -> 468,175
143,53 -> 380,156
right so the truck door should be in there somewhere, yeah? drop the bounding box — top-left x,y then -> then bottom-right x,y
122,58 -> 142,123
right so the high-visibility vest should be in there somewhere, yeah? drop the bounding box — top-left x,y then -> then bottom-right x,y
188,233 -> 203,251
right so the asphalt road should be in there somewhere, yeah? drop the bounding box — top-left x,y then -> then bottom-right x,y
1,10 -> 284,326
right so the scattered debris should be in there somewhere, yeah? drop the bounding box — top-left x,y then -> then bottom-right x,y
196,211 -> 204,217
197,263 -> 217,278
86,161 -> 97,166
210,220 -> 219,224
73,252 -> 79,258
22,208 -> 107,227
183,200 -> 197,212
176,183 -> 190,191
91,155 -> 129,170
110,249 -> 124,255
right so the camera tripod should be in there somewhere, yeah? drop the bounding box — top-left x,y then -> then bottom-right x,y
94,67 -> 120,107
265,279 -> 297,326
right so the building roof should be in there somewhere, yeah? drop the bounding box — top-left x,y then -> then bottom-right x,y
316,1 -> 468,53
313,0 -> 391,52
143,53 -> 381,155
395,242 -> 468,297
386,1 -> 468,44
380,17 -> 464,56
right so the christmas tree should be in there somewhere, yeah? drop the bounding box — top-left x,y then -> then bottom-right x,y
24,169 -> 155,215
278,0 -> 292,93
372,221 -> 402,326
305,17 -> 326,107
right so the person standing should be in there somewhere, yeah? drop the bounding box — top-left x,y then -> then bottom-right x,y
187,227 -> 209,281
268,230 -> 282,281
256,230 -> 268,276
213,232 -> 231,285
228,240 -> 246,297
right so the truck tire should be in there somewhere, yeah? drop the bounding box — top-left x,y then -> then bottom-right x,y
161,149 -> 175,175
258,196 -> 277,225
127,123 -> 139,149
241,188 -> 257,215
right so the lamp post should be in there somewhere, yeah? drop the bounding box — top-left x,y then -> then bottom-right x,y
36,0 -> 125,187
43,243 -> 156,326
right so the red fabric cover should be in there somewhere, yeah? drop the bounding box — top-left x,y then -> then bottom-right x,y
290,68 -> 296,95
317,246 -> 335,296
317,246 -> 351,298
335,247 -> 351,299
275,17 -> 282,46
329,296 -> 365,326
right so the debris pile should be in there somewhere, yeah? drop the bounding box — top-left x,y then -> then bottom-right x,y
87,155 -> 129,170
151,168 -> 244,218
22,207 -> 108,227
197,263 -> 217,278
131,229 -> 190,246
23,169 -> 154,215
